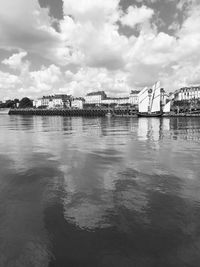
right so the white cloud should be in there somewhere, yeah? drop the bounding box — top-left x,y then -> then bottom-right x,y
0,71 -> 21,89
0,63 -> 64,99
0,70 -> 21,100
187,65 -> 200,85
0,0 -> 66,64
120,5 -> 154,28
1,0 -> 200,99
2,52 -> 28,69
168,21 -> 180,32
59,67 -> 131,97
21,64 -> 63,95
59,1 -> 128,70
30,64 -> 61,85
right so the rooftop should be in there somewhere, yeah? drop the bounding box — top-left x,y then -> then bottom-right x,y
54,94 -> 71,99
130,90 -> 141,94
86,91 -> 107,96
180,86 -> 200,90
73,97 -> 85,101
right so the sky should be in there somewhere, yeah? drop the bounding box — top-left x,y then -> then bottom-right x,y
0,0 -> 200,100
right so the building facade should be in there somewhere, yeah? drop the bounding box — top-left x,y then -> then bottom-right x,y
101,97 -> 129,106
116,97 -> 129,105
52,94 -> 71,108
129,90 -> 140,105
85,90 -> 140,106
34,96 -> 52,108
174,86 -> 200,101
34,94 -> 71,108
71,98 -> 85,109
85,91 -> 107,105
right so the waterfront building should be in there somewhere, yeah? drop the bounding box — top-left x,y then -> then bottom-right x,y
101,98 -> 117,105
42,96 -> 52,106
71,97 -> 85,109
116,97 -> 129,105
32,99 -> 37,107
52,94 -> 71,108
85,90 -> 138,107
85,91 -> 107,105
100,97 -> 129,106
34,94 -> 71,108
174,86 -> 200,101
32,87 -> 172,110
34,96 -> 52,108
129,90 -> 140,106
48,99 -> 54,109
52,95 -> 63,107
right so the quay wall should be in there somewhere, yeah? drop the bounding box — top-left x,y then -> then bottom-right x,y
9,108 -> 200,117
163,113 -> 200,117
9,107 -> 138,117
9,108 -> 108,117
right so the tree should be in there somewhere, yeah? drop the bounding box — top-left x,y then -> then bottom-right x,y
19,97 -> 33,108
5,100 -> 15,108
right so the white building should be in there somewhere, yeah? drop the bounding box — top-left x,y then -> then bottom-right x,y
34,94 -> 71,108
175,86 -> 200,101
101,98 -> 116,105
52,96 -> 64,107
42,96 -> 51,106
33,96 -> 52,108
33,99 -> 41,108
116,97 -> 129,105
85,91 -> 107,105
48,100 -> 54,109
71,98 -> 85,109
129,90 -> 140,105
101,97 -> 130,106
100,90 -> 140,106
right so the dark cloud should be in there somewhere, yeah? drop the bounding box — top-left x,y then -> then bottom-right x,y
38,0 -> 63,20
87,51 -> 125,70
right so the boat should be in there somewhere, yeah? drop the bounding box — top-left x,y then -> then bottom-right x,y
163,101 -> 171,114
113,114 -> 138,118
0,108 -> 10,115
138,112 -> 162,117
138,81 -> 163,117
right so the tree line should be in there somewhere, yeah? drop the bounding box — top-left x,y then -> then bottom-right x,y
0,97 -> 33,109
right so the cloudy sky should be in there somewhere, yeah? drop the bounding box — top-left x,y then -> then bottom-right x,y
0,0 -> 200,100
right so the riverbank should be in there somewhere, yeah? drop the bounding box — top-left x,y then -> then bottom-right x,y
0,108 -> 10,114
8,108 -> 200,117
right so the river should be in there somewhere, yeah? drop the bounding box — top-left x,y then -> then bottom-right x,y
0,115 -> 200,267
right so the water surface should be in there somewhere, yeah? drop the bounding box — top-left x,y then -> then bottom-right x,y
0,115 -> 200,267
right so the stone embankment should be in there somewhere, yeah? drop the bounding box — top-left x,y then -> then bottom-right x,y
9,108 -> 200,117
9,107 -> 138,117
9,108 -> 108,117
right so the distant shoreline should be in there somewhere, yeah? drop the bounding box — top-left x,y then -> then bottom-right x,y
8,108 -> 200,117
